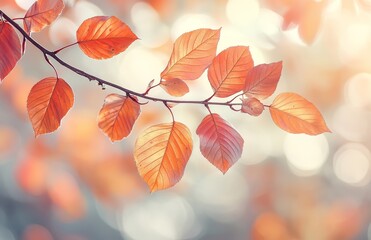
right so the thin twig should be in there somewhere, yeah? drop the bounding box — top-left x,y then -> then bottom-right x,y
0,10 -> 243,108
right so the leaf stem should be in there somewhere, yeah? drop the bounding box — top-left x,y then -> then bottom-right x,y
227,93 -> 244,104
164,102 -> 175,122
44,54 -> 59,79
11,17 -> 24,21
142,80 -> 160,95
53,42 -> 79,54
0,10 -> 243,109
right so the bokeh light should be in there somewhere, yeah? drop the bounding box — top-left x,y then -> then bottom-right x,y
344,73 -> 371,109
284,134 -> 329,176
193,172 -> 248,222
332,104 -> 369,142
2,0 -> 371,239
49,17 -> 77,46
171,14 -> 218,40
226,0 -> 260,28
15,0 -> 34,10
120,194 -> 200,240
333,143 -> 371,186
131,2 -> 170,48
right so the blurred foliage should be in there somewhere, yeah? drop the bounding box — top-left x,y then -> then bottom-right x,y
1,0 -> 371,239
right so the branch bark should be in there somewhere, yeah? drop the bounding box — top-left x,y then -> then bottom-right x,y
0,10 -> 243,108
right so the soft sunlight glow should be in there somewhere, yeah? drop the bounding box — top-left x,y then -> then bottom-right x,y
71,0 -> 103,25
345,73 -> 371,109
332,104 -> 369,142
15,0 -> 34,10
49,17 -> 77,46
193,172 -> 248,222
333,143 -> 371,186
120,194 -> 200,240
131,2 -> 170,48
284,134 -> 329,176
339,22 -> 371,63
226,0 -> 260,27
118,46 -> 166,91
171,14 -> 218,40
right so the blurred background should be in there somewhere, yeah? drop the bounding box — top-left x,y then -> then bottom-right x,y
1,0 -> 371,239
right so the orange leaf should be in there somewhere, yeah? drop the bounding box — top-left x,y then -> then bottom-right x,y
76,16 -> 138,59
298,1 -> 323,44
23,0 -> 64,33
134,122 -> 193,192
196,114 -> 244,174
282,1 -> 303,30
161,28 -> 220,81
208,46 -> 253,97
244,61 -> 282,100
269,92 -> 330,135
241,97 -> 264,116
98,94 -> 140,142
0,22 -> 21,81
27,77 -> 74,136
160,78 -> 189,97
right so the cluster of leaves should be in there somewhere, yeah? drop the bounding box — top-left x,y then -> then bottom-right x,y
0,0 -> 330,192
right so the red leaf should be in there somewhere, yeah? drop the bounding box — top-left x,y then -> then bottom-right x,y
161,28 -> 220,81
208,46 -> 253,97
241,97 -> 264,116
196,114 -> 244,174
98,94 -> 141,142
160,78 -> 189,97
269,92 -> 331,135
27,77 -> 74,136
134,122 -> 193,192
244,61 -> 282,100
76,16 -> 138,59
23,0 -> 64,33
0,22 -> 21,82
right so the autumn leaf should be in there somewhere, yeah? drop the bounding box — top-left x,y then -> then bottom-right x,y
196,114 -> 244,174
241,97 -> 264,116
208,46 -> 253,97
160,78 -> 189,97
298,1 -> 324,44
27,77 -> 74,136
0,22 -> 21,82
98,94 -> 140,141
134,122 -> 193,192
269,92 -> 330,135
244,61 -> 282,100
282,1 -> 325,44
282,1 -> 303,30
161,28 -> 220,81
23,0 -> 64,34
76,16 -> 138,59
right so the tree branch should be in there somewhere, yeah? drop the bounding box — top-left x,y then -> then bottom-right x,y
0,10 -> 242,108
